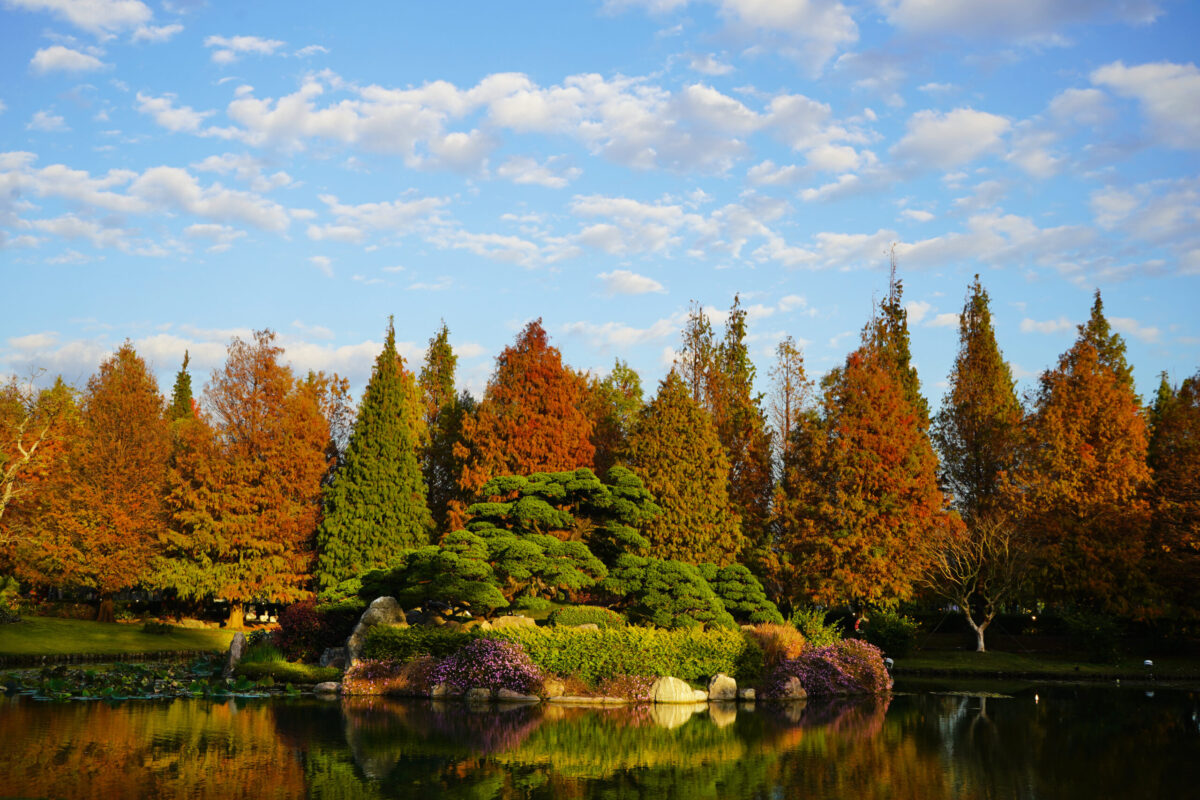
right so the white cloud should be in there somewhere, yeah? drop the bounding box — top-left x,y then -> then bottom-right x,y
689,53 -> 733,75
561,313 -> 685,351
891,108 -> 1011,170
27,109 -> 68,131
30,45 -> 107,74
5,0 -> 152,36
1111,316 -> 1160,343
191,153 -> 292,192
204,34 -> 286,64
183,223 -> 245,252
880,0 -> 1160,41
716,0 -> 858,74
1047,87 -> 1112,126
1020,317 -> 1073,334
128,166 -> 291,231
496,155 -> 581,188
598,269 -> 666,295
901,209 -> 934,222
311,193 -> 447,242
918,82 -> 954,93
131,23 -> 182,43
291,320 -> 334,340
928,312 -> 959,327
408,276 -> 453,291
905,300 -> 932,325
800,173 -> 862,203
1091,60 -> 1200,150
746,160 -> 805,186
308,255 -> 333,277
135,91 -> 213,133
294,44 -> 329,57
30,213 -> 131,248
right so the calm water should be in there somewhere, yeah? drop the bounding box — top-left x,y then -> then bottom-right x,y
1,682 -> 1198,799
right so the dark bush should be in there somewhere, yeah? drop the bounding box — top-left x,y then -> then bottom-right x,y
1061,609 -> 1123,663
547,605 -> 625,629
275,599 -> 360,662
860,610 -> 920,657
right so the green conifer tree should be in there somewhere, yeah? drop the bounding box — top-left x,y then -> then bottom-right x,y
167,350 -> 194,422
623,370 -> 745,566
314,318 -> 433,588
418,321 -> 468,533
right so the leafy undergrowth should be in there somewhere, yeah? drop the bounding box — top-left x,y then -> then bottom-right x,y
234,661 -> 342,684
0,616 -> 234,657
0,659 -> 301,701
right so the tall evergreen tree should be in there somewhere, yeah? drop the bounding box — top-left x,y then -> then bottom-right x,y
418,322 -> 470,535
1146,369 -> 1199,619
866,251 -> 930,428
1011,300 -> 1150,614
418,321 -> 457,425
167,350 -> 195,422
931,277 -> 1023,520
777,344 -> 956,609
623,370 -> 745,566
315,319 -> 433,588
452,320 -> 594,528
768,335 -> 812,474
585,359 -> 644,476
676,301 -> 716,406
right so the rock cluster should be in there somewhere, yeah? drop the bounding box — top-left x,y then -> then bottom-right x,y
346,597 -> 407,665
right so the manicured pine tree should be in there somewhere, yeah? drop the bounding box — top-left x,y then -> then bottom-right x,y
167,350 -> 195,422
20,344 -> 170,620
452,320 -> 594,528
1145,370 -> 1199,618
622,370 -> 745,566
931,276 -> 1023,520
777,344 -> 957,609
315,319 -> 433,588
159,330 -> 331,627
1012,292 -> 1151,614
585,359 -> 644,476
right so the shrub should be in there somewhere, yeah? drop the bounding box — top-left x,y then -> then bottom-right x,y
429,637 -> 543,694
1061,609 -> 1123,663
487,625 -> 763,684
512,596 -> 553,613
240,640 -> 285,665
317,577 -> 363,604
860,610 -> 919,658
596,673 -> 655,701
343,656 -> 438,696
547,605 -> 625,629
362,626 -> 479,662
601,555 -> 736,629
790,607 -> 843,647
745,623 -> 806,667
698,564 -> 784,624
763,639 -> 890,697
275,600 -> 342,662
141,621 -> 172,635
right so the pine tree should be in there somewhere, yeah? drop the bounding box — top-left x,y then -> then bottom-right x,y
585,359 -> 644,476
315,319 -> 433,588
866,250 -> 930,428
417,322 -> 470,534
158,330 -> 331,626
931,276 -> 1023,520
676,301 -> 716,406
452,320 -> 594,527
777,345 -> 957,609
623,370 -> 745,566
418,320 -> 457,425
19,344 -> 170,618
167,350 -> 195,422
1146,369 -> 1199,618
1012,303 -> 1151,614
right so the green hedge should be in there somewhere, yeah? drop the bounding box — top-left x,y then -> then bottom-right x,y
362,626 -> 479,662
486,625 -> 763,685
547,605 -> 625,629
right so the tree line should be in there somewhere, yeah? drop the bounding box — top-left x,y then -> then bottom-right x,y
1,273 -> 1196,637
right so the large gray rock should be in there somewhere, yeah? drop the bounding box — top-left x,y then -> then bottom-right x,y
319,646 -> 347,669
708,673 -> 737,701
314,682 -> 341,695
779,677 -> 808,701
738,687 -> 756,701
222,632 -> 246,678
496,688 -> 540,703
431,683 -> 460,699
650,676 -> 702,704
466,687 -> 492,703
489,615 -> 536,629
346,597 -> 407,665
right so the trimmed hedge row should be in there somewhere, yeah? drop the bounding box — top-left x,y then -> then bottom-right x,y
362,626 -> 479,662
547,605 -> 626,629
486,625 -> 764,685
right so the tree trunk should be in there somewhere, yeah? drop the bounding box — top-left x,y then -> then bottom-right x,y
96,597 -> 115,624
225,603 -> 244,630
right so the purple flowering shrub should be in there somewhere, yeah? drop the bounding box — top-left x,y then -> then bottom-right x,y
763,639 -> 891,698
429,637 -> 543,694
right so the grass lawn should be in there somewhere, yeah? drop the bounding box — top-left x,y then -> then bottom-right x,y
896,649 -> 1200,680
0,616 -> 235,658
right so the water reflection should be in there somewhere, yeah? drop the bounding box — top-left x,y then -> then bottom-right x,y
0,685 -> 1197,800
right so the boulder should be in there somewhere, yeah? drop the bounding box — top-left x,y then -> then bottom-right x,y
430,683 -> 460,699
707,673 -> 737,701
319,646 -> 347,669
650,676 -> 702,704
346,597 -> 407,665
490,615 -> 536,629
779,677 -> 807,701
314,682 -> 341,695
541,678 -> 565,698
573,623 -> 600,631
466,687 -> 492,703
496,688 -> 540,703
738,687 -> 756,701
691,688 -> 709,702
222,632 -> 246,679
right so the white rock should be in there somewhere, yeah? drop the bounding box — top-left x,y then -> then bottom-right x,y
314,682 -> 341,694
707,673 -> 737,701
650,676 -> 700,704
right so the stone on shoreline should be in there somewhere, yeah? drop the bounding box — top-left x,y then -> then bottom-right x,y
314,682 -> 341,695
346,597 -> 406,665
708,673 -> 737,701
222,632 -> 245,679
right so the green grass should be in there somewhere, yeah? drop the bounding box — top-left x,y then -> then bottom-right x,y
0,616 -> 235,657
896,649 -> 1200,680
234,661 -> 341,683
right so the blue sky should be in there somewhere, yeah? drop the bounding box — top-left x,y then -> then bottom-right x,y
1,0 -> 1197,408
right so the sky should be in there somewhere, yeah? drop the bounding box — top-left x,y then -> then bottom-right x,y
1,0 -> 1198,409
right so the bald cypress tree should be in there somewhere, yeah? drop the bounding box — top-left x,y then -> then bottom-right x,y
867,252 -> 930,428
315,319 -> 432,588
623,370 -> 745,566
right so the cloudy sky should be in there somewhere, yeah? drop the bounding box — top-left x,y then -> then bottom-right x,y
1,0 -> 1197,406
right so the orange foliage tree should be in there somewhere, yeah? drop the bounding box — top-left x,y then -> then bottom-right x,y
15,344 -> 170,617
0,375 -> 76,540
1010,293 -> 1151,614
777,345 -> 958,609
450,320 -> 594,529
157,330 -> 331,626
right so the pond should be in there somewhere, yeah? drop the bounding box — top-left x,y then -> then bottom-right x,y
1,680 -> 1197,799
